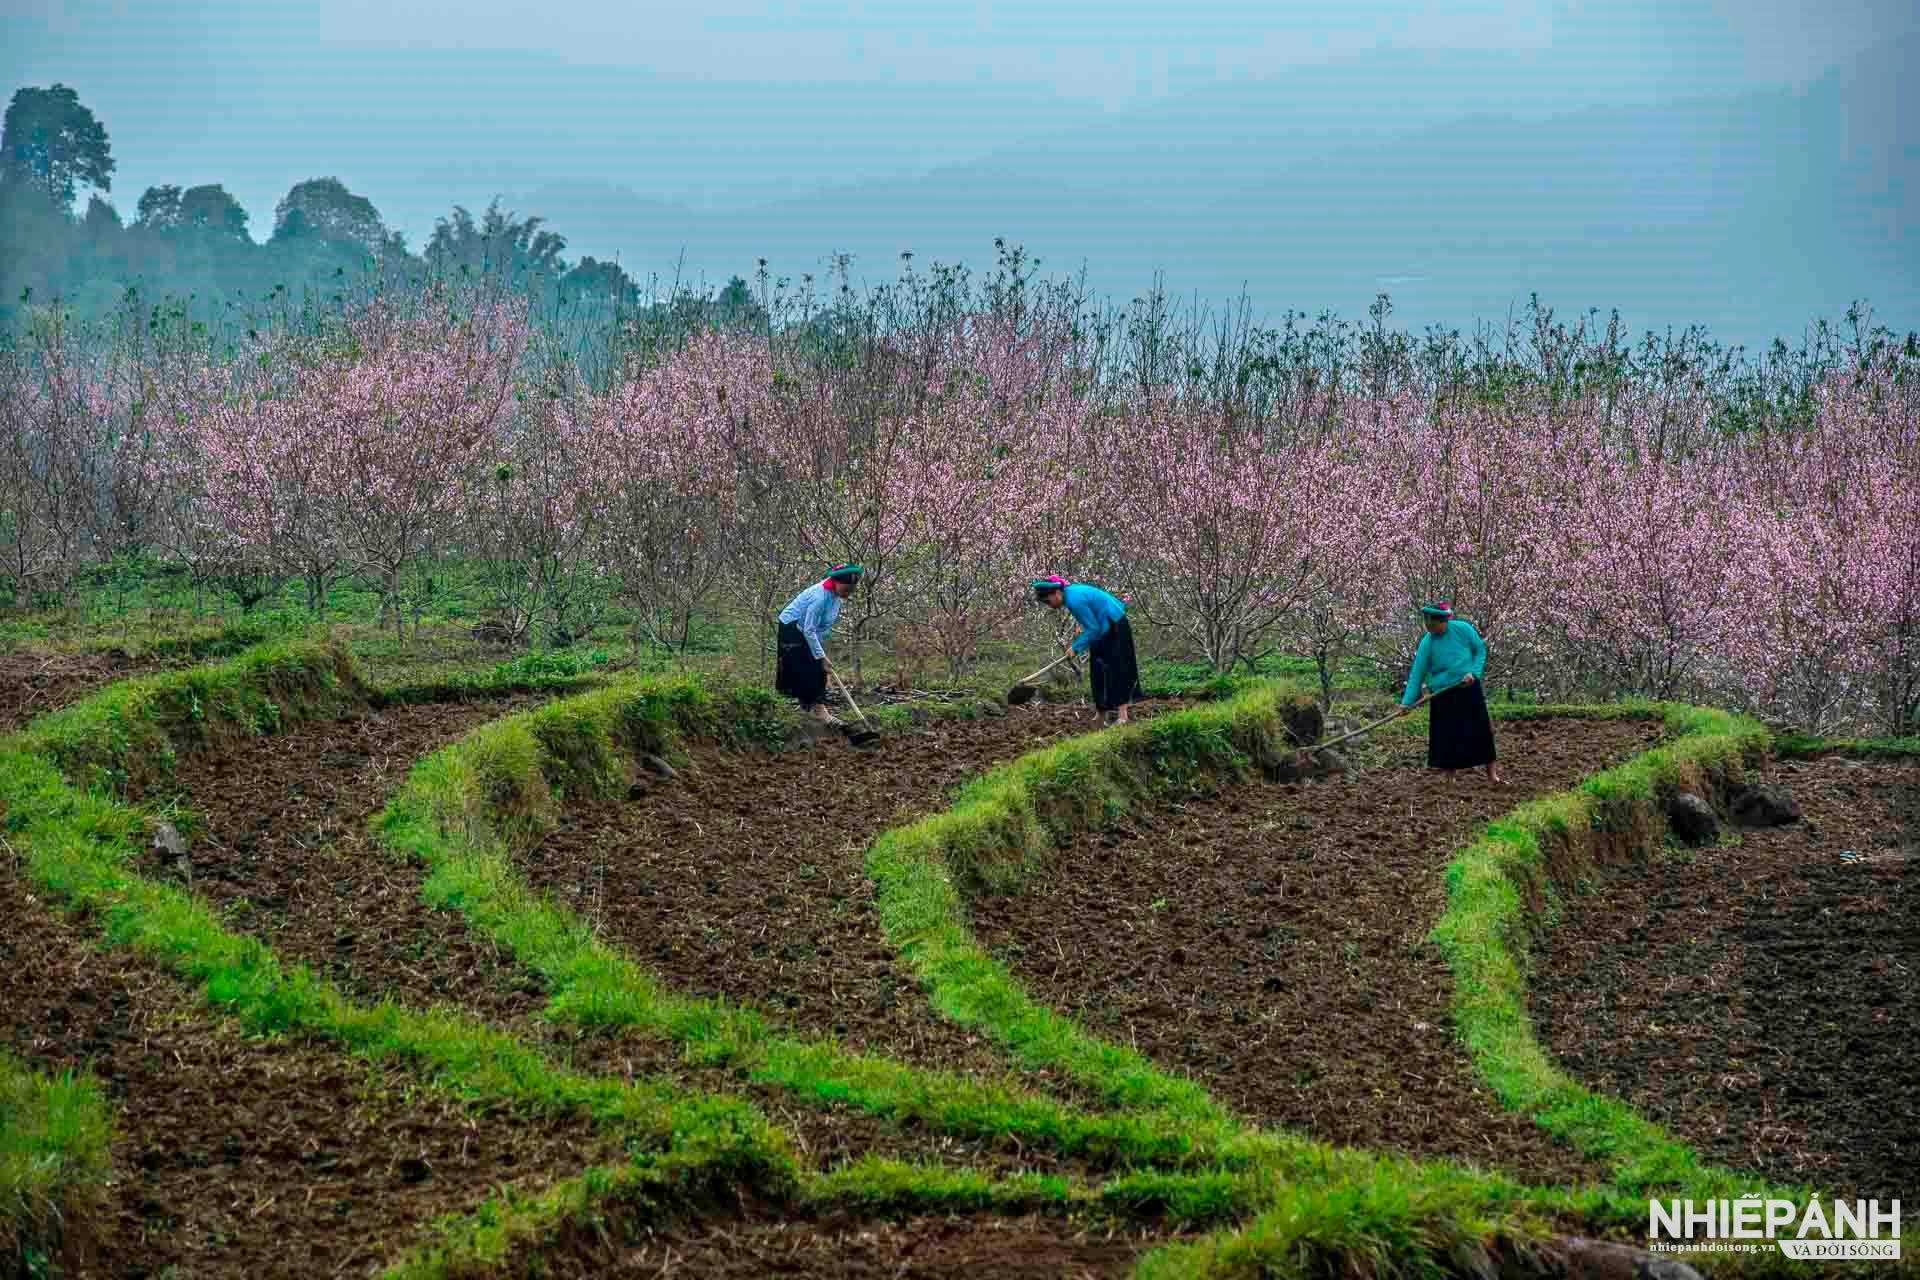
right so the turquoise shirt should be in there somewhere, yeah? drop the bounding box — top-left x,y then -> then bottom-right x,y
1401,619 -> 1487,705
1063,583 -> 1125,654
777,583 -> 841,660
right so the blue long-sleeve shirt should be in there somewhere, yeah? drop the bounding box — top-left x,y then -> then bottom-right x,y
1401,619 -> 1487,705
777,583 -> 842,660
1063,583 -> 1125,654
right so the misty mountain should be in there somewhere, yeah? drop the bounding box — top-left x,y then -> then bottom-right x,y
517,172 -> 1176,297
517,36 -> 1915,347
963,39 -> 1761,214
1188,34 -> 1919,337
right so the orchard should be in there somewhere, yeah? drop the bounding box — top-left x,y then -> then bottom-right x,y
2,274 -> 1917,1278
4,276 -> 1914,735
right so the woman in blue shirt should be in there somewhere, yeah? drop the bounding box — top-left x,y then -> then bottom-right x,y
776,564 -> 862,723
1031,574 -> 1141,724
1395,601 -> 1503,783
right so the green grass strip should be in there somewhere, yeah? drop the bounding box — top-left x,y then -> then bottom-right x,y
859,688 -> 1909,1276
1429,700 -> 1920,1278
1770,730 -> 1920,759
375,678 -> 1230,1170
0,1051 -> 113,1273
861,679 -> 1500,1162
864,681 -> 1301,1134
380,1153 -> 1169,1280
0,739 -> 792,1160
1431,701 -> 1792,1197
384,1149 -> 1633,1280
0,645 -> 807,1217
14,635 -> 360,793
380,1139 -> 799,1280
369,645 -> 625,707
1132,1171 -> 1567,1280
398,1148 -> 1653,1280
77,616 -> 295,662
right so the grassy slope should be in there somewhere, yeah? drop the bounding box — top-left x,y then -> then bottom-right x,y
5,608 -> 1905,1274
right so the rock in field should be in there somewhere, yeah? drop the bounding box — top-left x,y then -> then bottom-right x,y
1456,1236 -> 1703,1280
784,720 -> 837,749
1312,747 -> 1352,774
641,753 -> 677,780
1667,792 -> 1720,845
149,820 -> 188,859
1729,783 -> 1801,828
1553,1237 -> 1704,1280
1280,700 -> 1326,752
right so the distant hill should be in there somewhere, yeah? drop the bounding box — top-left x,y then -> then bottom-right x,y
512,181 -> 700,280
1190,35 -> 1919,338
958,27 -> 1775,215
516,170 -> 1176,296
519,37 -> 1915,348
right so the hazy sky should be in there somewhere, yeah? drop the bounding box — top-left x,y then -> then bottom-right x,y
4,0 -> 1911,246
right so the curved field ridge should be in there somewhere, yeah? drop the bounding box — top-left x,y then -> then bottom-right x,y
866,682 -> 1310,1125
1428,704 -> 1920,1269
0,640 -> 1181,1274
857,695 -> 1920,1277
374,676 -> 1263,1173
0,645 -> 805,1260
1530,754 -> 1918,1198
3,642 -> 1827,1277
377,671 -> 1695,1274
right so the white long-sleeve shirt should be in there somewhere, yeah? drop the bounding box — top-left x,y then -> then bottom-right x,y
777,583 -> 842,659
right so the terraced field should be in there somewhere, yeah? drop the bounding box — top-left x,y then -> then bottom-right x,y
4,633 -> 1913,1277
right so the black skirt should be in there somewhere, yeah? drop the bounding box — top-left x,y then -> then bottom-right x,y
1429,678 -> 1497,770
775,620 -> 827,708
1088,616 -> 1141,711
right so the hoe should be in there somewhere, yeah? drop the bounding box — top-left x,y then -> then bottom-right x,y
1294,691 -> 1433,766
1006,653 -> 1076,706
830,668 -> 884,748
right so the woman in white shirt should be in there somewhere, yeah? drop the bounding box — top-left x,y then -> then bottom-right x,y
775,564 -> 863,723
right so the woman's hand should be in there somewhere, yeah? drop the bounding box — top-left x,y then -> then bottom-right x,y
1460,673 -> 1476,685
821,656 -> 835,676
1062,639 -> 1075,656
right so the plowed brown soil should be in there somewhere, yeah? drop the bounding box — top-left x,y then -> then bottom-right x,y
1533,754 -> 1919,1199
130,699 -> 554,1028
968,717 -> 1666,1185
520,701 -> 1175,1097
0,863 -> 623,1280
0,647 -> 169,734
521,1207 -> 1163,1278
124,697 -> 1122,1177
